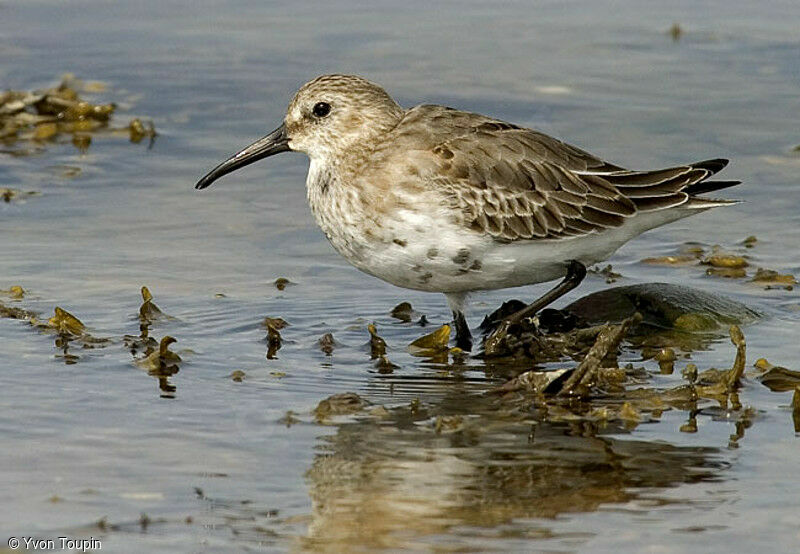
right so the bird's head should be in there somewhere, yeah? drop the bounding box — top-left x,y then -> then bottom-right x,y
196,74 -> 404,190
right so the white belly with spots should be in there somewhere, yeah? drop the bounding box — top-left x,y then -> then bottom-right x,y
305,160 -> 692,294
308,194 -> 580,294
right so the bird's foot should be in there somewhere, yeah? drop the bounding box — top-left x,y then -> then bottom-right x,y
452,310 -> 473,352
454,334 -> 473,352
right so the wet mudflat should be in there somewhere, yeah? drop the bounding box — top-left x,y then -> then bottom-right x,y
1,1 -> 800,552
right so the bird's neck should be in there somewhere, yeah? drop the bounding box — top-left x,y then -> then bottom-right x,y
305,157 -> 375,263
306,157 -> 338,206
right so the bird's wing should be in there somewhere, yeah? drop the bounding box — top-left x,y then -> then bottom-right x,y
382,105 -> 724,242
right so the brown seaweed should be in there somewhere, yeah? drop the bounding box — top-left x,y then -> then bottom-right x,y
408,324 -> 451,356
367,324 -> 387,358
0,74 -> 155,155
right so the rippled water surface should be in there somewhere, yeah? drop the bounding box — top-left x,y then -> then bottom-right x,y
2,1 -> 800,552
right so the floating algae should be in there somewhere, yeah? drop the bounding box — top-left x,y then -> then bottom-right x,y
750,268 -> 797,288
373,355 -> 399,374
134,336 -> 182,371
71,133 -> 91,152
123,321 -> 158,356
127,118 -> 156,145
727,407 -> 756,449
557,313 -> 642,397
639,240 -> 796,290
314,392 -> 369,422
706,267 -> 747,279
693,325 -> 747,396
367,323 -> 387,358
434,415 -> 464,434
2,301 -> 107,342
134,335 -> 182,398
639,241 -> 765,282
48,306 -> 85,336
274,277 -> 293,291
492,367 -> 572,396
1,188 -> 40,203
138,286 -> 172,322
389,301 -> 428,325
0,299 -> 35,321
0,285 -> 25,299
682,363 -> 698,384
126,286 -> 172,357
668,23 -> 683,41
229,370 -> 246,382
641,255 -> 698,266
482,316 -> 612,361
588,264 -> 622,284
653,347 -> 677,374
490,315 -> 641,397
408,324 -> 451,356
263,317 -> 289,331
1,301 -> 111,363
0,74 -> 156,154
754,359 -> 800,392
702,253 -> 749,269
390,301 -> 415,322
318,332 -> 336,355
489,320 -> 753,434
263,317 -> 288,359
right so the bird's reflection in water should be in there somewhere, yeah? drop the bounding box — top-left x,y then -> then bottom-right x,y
300,398 -> 728,551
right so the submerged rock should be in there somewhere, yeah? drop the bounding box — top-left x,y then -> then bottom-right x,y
480,283 -> 760,361
562,283 -> 760,331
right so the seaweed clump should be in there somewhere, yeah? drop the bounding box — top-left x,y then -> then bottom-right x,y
0,74 -> 156,154
1,299 -> 111,364
641,239 -> 796,290
490,321 -> 750,431
263,317 -> 289,359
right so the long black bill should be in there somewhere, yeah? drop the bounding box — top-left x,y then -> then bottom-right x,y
195,123 -> 290,190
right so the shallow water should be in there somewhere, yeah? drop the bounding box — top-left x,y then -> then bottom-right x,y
2,1 -> 800,552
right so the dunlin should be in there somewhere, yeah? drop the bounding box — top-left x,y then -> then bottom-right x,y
196,74 -> 740,352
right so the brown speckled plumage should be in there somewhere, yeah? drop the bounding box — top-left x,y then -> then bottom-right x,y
364,104 -> 734,242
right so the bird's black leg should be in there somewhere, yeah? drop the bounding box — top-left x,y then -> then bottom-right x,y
484,260 -> 587,355
453,310 -> 473,351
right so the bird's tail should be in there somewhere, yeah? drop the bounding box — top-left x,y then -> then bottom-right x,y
599,158 -> 741,211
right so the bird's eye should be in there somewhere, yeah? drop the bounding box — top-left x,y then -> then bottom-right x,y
312,102 -> 331,118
